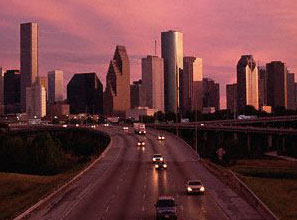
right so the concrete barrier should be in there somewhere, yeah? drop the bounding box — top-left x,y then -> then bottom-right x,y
13,128 -> 112,220
201,160 -> 280,220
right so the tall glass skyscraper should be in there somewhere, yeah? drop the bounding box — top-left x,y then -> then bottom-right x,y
161,30 -> 183,113
20,22 -> 39,112
237,55 -> 259,112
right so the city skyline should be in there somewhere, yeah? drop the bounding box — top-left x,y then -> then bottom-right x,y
1,1 -> 297,109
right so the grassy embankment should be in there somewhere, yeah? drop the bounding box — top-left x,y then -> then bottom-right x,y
230,159 -> 297,220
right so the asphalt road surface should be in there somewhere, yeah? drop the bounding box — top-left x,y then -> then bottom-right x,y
25,126 -> 264,220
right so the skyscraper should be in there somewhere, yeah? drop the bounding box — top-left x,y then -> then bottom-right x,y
161,30 -> 183,113
104,45 -> 130,116
181,57 -> 203,112
48,70 -> 64,103
4,70 -> 21,114
26,77 -> 46,118
20,22 -> 39,112
226,83 -> 237,113
287,72 -> 295,110
67,73 -> 103,114
202,78 -> 220,111
130,80 -> 146,109
266,61 -> 287,109
237,55 -> 259,112
0,67 -> 5,115
258,66 -> 268,109
141,55 -> 164,112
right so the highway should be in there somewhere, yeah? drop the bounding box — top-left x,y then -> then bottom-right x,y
24,126 -> 264,220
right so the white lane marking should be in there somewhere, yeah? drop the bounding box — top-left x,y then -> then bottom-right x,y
142,206 -> 145,212
143,194 -> 146,199
144,184 -> 147,189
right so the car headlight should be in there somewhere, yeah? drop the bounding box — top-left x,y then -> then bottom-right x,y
163,164 -> 167,168
187,187 -> 192,192
162,137 -> 165,140
153,158 -> 156,161
160,158 -> 163,161
200,187 -> 205,192
155,165 -> 159,168
143,131 -> 146,134
138,143 -> 141,146
142,142 -> 145,145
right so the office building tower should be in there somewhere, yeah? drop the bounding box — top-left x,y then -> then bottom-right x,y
226,83 -> 237,113
67,72 -> 103,114
20,22 -> 39,112
0,68 -> 5,115
287,72 -> 295,110
237,55 -> 259,112
202,78 -> 220,111
161,30 -> 183,113
48,70 -> 64,103
258,66 -> 268,109
104,45 -> 130,116
4,70 -> 21,114
26,77 -> 46,118
130,80 -> 146,109
182,57 -> 203,112
142,55 -> 164,112
267,61 -> 287,109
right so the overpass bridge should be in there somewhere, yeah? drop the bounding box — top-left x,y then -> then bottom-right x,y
147,123 -> 297,158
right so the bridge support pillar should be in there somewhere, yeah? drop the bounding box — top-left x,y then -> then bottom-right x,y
203,132 -> 208,141
268,135 -> 273,150
282,136 -> 286,152
247,134 -> 251,153
233,133 -> 238,143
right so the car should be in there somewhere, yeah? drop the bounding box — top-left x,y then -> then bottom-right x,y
155,161 -> 167,170
155,196 -> 177,220
62,124 -> 68,128
137,140 -> 145,146
75,124 -> 79,127
157,135 -> 165,140
186,180 -> 205,194
91,125 -> 96,129
103,123 -> 109,127
152,154 -> 164,163
123,126 -> 129,130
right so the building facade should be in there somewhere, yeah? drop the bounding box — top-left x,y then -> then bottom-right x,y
237,55 -> 259,112
20,22 -> 39,112
181,56 -> 203,112
226,83 -> 237,113
161,30 -> 183,113
26,77 -> 46,118
67,72 -> 103,114
202,78 -> 220,111
258,66 -> 268,109
104,46 -> 130,116
266,61 -> 287,110
287,72 -> 295,110
130,80 -> 146,109
4,70 -> 21,114
141,55 -> 164,112
0,68 -> 5,115
48,70 -> 64,103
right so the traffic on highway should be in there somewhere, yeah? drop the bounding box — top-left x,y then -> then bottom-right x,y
23,124 -> 264,220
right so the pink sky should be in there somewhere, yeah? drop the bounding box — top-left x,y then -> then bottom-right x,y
1,0 -> 297,109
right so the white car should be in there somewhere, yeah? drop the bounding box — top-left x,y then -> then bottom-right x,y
157,135 -> 165,140
186,180 -> 205,194
152,154 -> 164,163
137,140 -> 145,146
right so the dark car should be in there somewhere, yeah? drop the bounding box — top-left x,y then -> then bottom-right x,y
155,196 -> 177,220
155,161 -> 167,170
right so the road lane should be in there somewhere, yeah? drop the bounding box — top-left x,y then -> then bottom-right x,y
24,126 -> 264,220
